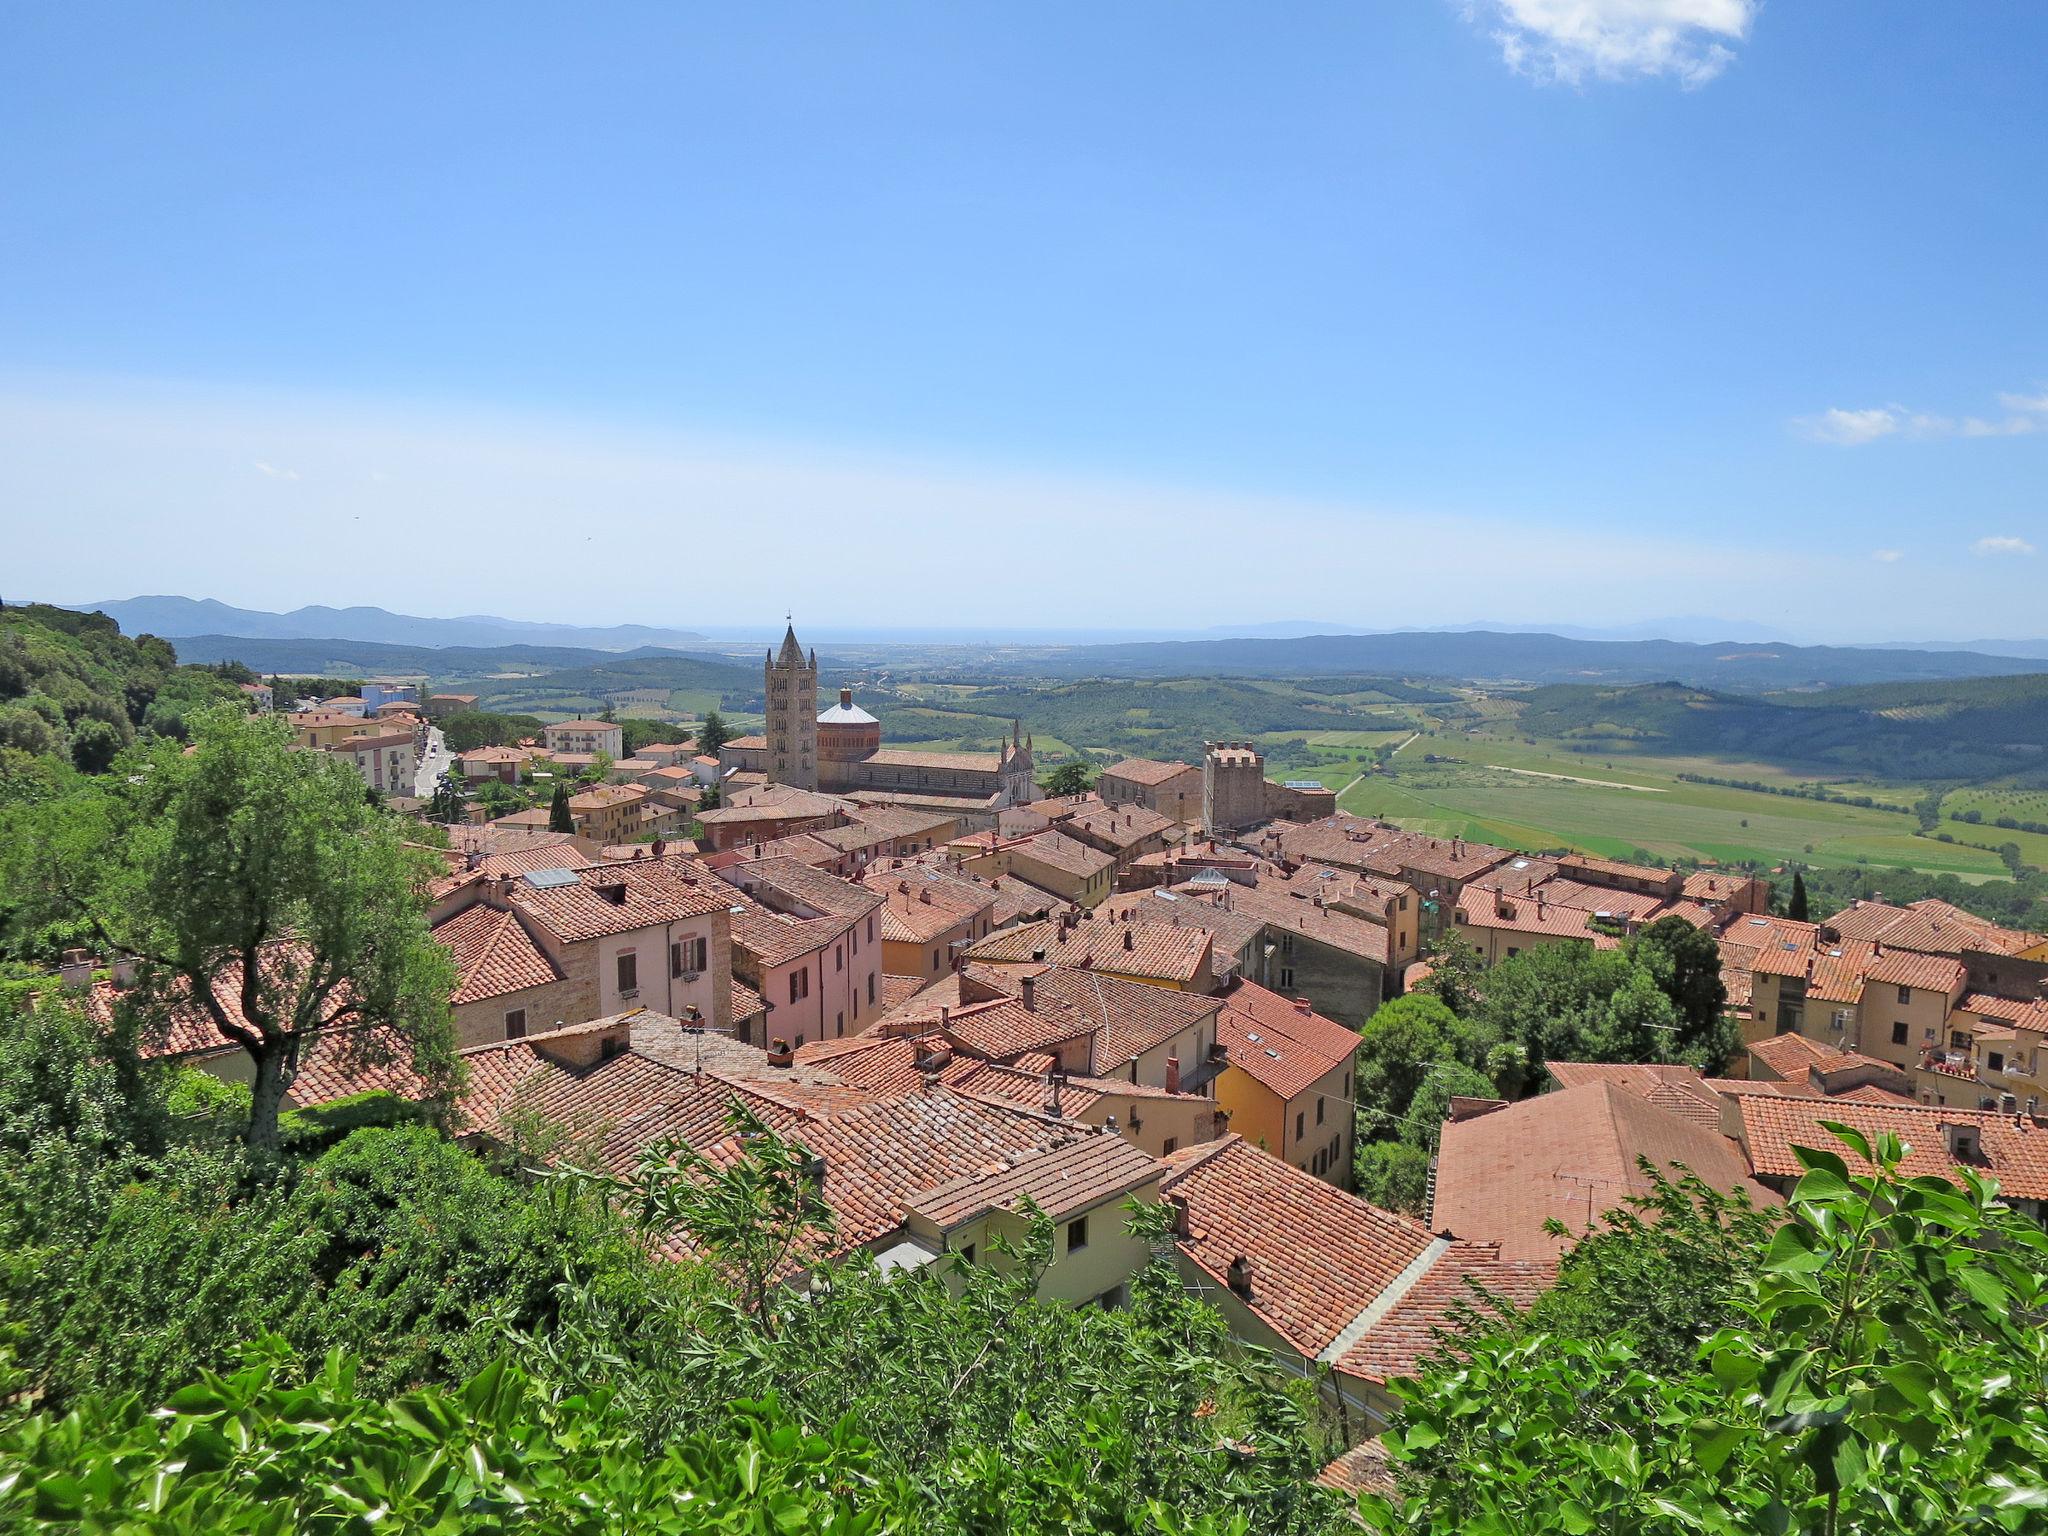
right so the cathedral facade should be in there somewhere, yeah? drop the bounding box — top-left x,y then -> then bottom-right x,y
721,624 -> 1036,807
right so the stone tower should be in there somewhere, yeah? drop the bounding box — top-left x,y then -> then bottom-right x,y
764,622 -> 819,789
1202,741 -> 1268,837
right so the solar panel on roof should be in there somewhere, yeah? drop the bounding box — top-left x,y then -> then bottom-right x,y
522,867 -> 582,889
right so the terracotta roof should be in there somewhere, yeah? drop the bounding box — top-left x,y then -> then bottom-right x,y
1432,1082 -> 1777,1261
905,1133 -> 1160,1229
928,997 -> 1100,1065
1683,871 -> 1753,903
89,943 -> 353,1062
1004,830 -> 1117,881
434,903 -> 564,1004
1734,1097 -> 2048,1199
1099,889 -> 1267,969
1168,879 -> 1391,965
723,857 -> 883,922
1454,893 -> 1615,944
857,746 -> 1007,775
1823,898 -> 2043,959
1745,1031 -> 1895,1080
1102,757 -> 1197,786
475,843 -> 596,879
768,1088 -> 1076,1256
965,917 -> 1214,987
866,873 -> 991,942
878,973 -> 934,1013
1317,1441 -> 1395,1497
1542,1062 -> 1723,1128
967,964 -> 1221,1071
1159,1136 -> 1439,1358
511,856 -> 730,942
1215,982 -> 1359,1101
1061,801 -> 1181,852
1333,1240 -> 1555,1386
1863,949 -> 1968,993
729,978 -> 768,1022
1960,993 -> 2048,1028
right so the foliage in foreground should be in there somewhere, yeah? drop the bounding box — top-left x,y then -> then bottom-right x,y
0,1343 -> 909,1534
1367,1130 -> 2048,1534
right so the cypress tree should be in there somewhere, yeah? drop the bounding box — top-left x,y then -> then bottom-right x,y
1788,870 -> 1809,922
548,781 -> 574,834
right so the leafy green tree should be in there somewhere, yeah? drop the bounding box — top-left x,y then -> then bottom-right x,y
1041,762 -> 1094,797
1367,1130 -> 2048,1535
1788,869 -> 1809,921
1355,993 -> 1496,1129
547,780 -> 574,834
440,710 -> 546,754
0,1342 -> 911,1533
621,1102 -> 833,1335
621,717 -> 692,753
1412,931 -> 1486,1015
695,710 -> 732,757
6,705 -> 457,1152
67,717 -> 126,774
1628,915 -> 1733,1064
1400,1060 -> 1495,1154
427,771 -> 465,824
1353,1139 -> 1430,1215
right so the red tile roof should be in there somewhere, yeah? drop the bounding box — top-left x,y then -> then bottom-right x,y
434,903 -> 565,1004
965,917 -> 1214,987
1160,1136 -> 1439,1359
1102,757 -> 1197,786
905,1133 -> 1160,1229
1215,981 -> 1359,1101
1735,1096 -> 2048,1199
1862,948 -> 1968,993
510,856 -> 729,942
1432,1082 -> 1777,1261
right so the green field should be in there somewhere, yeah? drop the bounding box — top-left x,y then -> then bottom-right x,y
1338,729 -> 2011,879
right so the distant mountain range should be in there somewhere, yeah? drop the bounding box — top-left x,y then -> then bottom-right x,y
58,596 -> 709,653
966,630 -> 2047,691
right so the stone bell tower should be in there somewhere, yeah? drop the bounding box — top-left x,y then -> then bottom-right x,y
764,621 -> 819,790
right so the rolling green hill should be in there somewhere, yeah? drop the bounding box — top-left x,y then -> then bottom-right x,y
1506,678 -> 2048,784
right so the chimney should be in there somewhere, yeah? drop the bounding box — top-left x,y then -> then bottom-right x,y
1293,997 -> 1312,1016
1226,1255 -> 1253,1298
1166,1054 -> 1181,1094
1168,1192 -> 1190,1237
840,686 -> 853,708
766,1037 -> 794,1068
1045,1067 -> 1063,1117
1122,928 -> 1134,951
1021,973 -> 1037,1011
58,949 -> 95,990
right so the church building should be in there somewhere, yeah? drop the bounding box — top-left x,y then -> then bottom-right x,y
720,624 -> 1036,810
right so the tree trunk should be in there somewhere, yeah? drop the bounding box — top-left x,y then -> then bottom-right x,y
246,1042 -> 291,1154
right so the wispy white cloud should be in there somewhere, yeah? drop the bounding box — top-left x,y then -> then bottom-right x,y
1798,386 -> 2048,445
1974,536 -> 2037,557
1475,0 -> 1756,87
1799,407 -> 1907,446
1870,548 -> 1903,563
253,459 -> 301,480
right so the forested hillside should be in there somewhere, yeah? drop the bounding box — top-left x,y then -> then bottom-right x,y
0,604 -> 242,771
1506,678 -> 2048,784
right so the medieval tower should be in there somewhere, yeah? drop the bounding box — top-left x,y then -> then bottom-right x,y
764,622 -> 819,789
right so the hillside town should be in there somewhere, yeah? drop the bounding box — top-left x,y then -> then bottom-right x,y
41,620 -> 2038,1494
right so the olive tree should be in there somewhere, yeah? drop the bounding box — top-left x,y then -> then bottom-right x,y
11,704 -> 456,1152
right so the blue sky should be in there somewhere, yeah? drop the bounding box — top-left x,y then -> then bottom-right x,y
2,1 -> 2043,639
